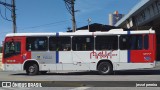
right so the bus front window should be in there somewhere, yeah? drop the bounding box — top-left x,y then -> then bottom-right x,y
4,41 -> 21,58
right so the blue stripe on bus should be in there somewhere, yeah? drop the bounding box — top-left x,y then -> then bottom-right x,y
128,50 -> 130,63
56,33 -> 59,37
127,31 -> 131,63
127,31 -> 130,35
56,51 -> 59,63
56,33 -> 59,63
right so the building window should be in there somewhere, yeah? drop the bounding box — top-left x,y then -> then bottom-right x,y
96,36 -> 118,50
49,37 -> 71,51
26,37 -> 48,51
72,36 -> 94,51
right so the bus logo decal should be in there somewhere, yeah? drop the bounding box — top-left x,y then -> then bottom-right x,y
90,51 -> 117,59
144,56 -> 151,61
37,56 -> 41,60
43,55 -> 52,59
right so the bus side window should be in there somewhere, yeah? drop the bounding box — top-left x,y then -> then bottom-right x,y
26,37 -> 48,51
119,36 -> 129,50
58,37 -> 71,51
49,37 -> 71,51
131,35 -> 143,50
72,36 -> 94,51
144,35 -> 149,50
49,37 -> 57,51
120,35 -> 143,50
96,36 -> 118,50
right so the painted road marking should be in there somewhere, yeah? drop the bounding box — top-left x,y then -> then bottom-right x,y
69,87 -> 91,90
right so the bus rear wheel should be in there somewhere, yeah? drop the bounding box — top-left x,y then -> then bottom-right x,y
26,63 -> 39,75
98,62 -> 113,75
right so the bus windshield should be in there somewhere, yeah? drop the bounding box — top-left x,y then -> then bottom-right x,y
4,41 -> 21,58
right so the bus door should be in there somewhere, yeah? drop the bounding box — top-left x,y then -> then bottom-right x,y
72,36 -> 119,70
71,36 -> 94,70
49,36 -> 72,70
93,36 -> 119,63
3,36 -> 25,70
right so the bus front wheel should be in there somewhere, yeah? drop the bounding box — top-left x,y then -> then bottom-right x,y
26,63 -> 39,75
97,62 -> 113,75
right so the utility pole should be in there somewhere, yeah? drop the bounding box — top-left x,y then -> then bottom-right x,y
12,0 -> 16,33
71,0 -> 76,32
64,0 -> 76,32
0,0 -> 16,33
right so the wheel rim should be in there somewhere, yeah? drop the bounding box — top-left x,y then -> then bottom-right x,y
101,65 -> 110,73
29,66 -> 35,73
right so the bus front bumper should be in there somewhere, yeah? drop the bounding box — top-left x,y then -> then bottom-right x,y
2,64 -> 23,71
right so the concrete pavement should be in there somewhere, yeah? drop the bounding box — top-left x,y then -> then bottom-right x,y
0,70 -> 160,90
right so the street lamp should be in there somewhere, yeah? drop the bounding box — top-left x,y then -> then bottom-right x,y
88,18 -> 92,31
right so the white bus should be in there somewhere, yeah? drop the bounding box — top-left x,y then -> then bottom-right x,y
2,29 -> 158,75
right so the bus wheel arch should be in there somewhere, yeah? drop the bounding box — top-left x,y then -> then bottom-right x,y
97,60 -> 113,75
23,60 -> 39,75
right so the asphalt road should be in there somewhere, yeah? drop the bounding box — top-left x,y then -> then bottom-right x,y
0,70 -> 160,90
0,70 -> 160,81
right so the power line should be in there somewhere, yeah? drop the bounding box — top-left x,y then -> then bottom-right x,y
0,0 -> 12,21
18,20 -> 70,31
0,0 -> 16,33
4,0 -> 12,21
0,0 -> 12,7
0,19 -> 87,34
4,4 -> 12,11
0,6 -> 11,21
0,20 -> 69,34
64,0 -> 76,32
64,0 -> 72,15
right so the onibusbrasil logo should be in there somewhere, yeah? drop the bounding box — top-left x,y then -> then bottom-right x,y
1,82 -> 42,88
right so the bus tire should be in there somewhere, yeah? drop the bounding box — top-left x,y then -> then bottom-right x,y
97,62 -> 113,75
26,63 -> 39,75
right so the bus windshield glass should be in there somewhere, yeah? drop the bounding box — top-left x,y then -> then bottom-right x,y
4,41 -> 21,58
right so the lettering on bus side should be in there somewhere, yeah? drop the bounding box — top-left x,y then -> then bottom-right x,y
90,51 -> 117,59
43,55 -> 52,59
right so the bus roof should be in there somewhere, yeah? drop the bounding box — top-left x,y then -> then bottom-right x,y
6,29 -> 155,37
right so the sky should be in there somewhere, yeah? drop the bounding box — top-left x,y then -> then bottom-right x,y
0,0 -> 140,45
